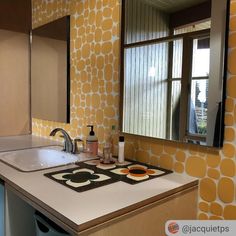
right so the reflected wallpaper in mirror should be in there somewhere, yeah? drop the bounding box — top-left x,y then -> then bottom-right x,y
31,15 -> 70,123
121,0 -> 229,147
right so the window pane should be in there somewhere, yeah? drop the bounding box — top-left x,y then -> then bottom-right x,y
171,80 -> 181,140
172,39 -> 183,78
125,0 -> 169,44
192,38 -> 210,77
123,42 -> 168,138
188,79 -> 208,135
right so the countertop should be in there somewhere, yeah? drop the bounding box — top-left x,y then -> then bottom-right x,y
0,135 -> 198,235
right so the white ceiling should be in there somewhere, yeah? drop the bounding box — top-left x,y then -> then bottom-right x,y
142,0 -> 208,13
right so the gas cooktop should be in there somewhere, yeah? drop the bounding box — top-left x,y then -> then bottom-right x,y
45,159 -> 172,192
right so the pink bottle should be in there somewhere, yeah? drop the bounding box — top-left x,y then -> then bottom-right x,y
86,125 -> 98,156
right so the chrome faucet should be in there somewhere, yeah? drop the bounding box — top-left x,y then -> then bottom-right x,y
49,128 -> 73,153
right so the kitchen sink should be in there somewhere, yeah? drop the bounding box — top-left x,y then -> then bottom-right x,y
0,146 -> 82,172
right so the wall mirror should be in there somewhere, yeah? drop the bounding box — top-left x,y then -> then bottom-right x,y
31,15 -> 70,123
121,0 -> 229,147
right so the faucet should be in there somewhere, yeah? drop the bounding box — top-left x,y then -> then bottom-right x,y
49,128 -> 73,153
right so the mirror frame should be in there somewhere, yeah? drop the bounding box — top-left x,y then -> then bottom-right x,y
119,0 -> 230,147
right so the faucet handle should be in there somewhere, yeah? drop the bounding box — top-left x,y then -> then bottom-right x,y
73,138 -> 84,154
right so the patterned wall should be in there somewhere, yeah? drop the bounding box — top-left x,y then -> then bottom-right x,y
32,0 -> 236,220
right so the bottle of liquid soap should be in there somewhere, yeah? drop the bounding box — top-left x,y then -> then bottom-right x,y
86,125 -> 98,156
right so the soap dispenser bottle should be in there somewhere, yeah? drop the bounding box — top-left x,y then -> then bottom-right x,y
86,125 -> 98,156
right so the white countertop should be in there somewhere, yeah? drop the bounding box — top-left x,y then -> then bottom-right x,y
0,135 -> 198,235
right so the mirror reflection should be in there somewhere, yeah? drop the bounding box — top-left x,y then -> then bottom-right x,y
121,0 -> 228,147
31,16 -> 70,123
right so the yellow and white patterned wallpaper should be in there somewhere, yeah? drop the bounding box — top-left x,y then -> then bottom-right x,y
32,0 -> 236,220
